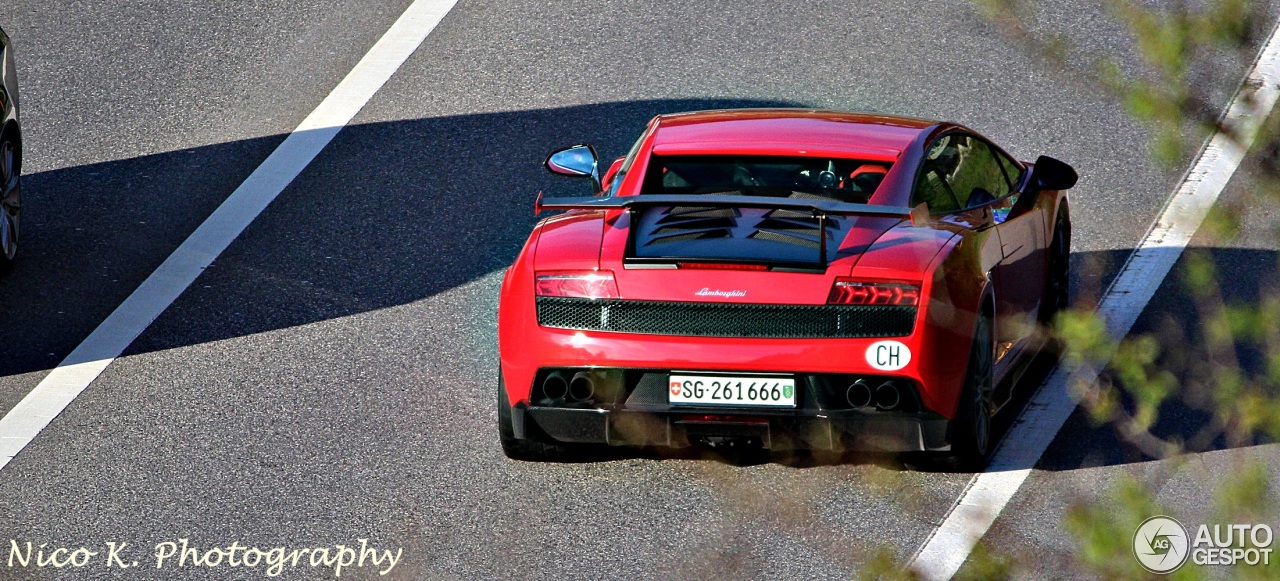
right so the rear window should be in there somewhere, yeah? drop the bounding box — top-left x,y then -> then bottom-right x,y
641,155 -> 891,203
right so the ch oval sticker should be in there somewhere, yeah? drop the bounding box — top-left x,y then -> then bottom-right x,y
866,340 -> 911,371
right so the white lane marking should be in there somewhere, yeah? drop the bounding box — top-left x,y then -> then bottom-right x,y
909,21 -> 1280,581
0,0 -> 459,471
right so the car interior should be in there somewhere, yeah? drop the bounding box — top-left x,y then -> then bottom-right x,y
643,155 -> 891,203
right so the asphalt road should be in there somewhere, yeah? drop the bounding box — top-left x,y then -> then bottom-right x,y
0,0 -> 1276,579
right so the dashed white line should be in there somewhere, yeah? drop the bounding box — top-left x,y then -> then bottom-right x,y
0,0 -> 460,471
909,21 -> 1280,581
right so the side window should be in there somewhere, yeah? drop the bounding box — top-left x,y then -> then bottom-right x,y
912,134 -> 1011,212
948,137 -> 1010,207
914,135 -> 965,213
993,147 -> 1023,190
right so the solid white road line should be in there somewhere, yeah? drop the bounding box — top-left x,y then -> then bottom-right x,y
0,0 -> 459,471
909,22 -> 1280,581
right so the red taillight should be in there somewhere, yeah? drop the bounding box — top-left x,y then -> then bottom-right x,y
535,271 -> 619,299
828,279 -> 920,306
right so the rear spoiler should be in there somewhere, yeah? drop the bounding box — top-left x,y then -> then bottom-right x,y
534,193 -> 931,270
535,193 -> 922,220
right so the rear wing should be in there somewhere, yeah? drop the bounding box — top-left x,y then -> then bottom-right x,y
536,193 -> 918,219
535,193 -> 929,270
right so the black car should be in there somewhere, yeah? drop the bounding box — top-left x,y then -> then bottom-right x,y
0,26 -> 20,274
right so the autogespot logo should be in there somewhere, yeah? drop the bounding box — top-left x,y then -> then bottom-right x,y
1134,516 -> 1191,574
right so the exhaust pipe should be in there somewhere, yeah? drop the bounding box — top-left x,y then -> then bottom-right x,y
874,381 -> 900,411
568,372 -> 596,402
541,372 -> 569,401
846,379 -> 872,408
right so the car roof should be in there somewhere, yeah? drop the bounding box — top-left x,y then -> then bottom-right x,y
648,109 -> 938,161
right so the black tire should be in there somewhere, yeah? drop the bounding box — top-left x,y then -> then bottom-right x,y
497,373 -> 576,462
947,307 -> 995,471
0,136 -> 18,276
1039,207 -> 1070,326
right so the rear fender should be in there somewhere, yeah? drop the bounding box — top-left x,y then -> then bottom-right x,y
499,225 -> 544,406
848,223 -> 957,279
532,211 -> 605,271
913,233 -> 989,418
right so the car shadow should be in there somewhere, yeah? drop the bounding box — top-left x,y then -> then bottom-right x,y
0,98 -> 798,384
1032,246 -> 1280,472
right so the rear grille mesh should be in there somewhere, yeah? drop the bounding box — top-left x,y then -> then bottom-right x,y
536,297 -> 915,338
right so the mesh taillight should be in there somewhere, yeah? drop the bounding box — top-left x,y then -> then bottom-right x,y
828,280 -> 920,306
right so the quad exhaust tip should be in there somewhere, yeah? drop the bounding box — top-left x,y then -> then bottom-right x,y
874,381 -> 900,411
846,379 -> 872,408
568,372 -> 596,402
542,372 -> 569,401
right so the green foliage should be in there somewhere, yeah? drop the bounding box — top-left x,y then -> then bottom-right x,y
1213,461 -> 1271,524
1207,462 -> 1279,580
855,0 -> 1280,576
960,0 -> 1280,577
1065,477 -> 1172,579
953,543 -> 1013,581
858,548 -> 918,581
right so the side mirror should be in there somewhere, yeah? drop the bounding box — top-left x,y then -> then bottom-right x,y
545,145 -> 602,195
1031,155 -> 1078,191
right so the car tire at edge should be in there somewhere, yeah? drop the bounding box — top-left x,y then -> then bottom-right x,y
946,306 -> 995,471
497,372 -> 577,462
0,136 -> 18,275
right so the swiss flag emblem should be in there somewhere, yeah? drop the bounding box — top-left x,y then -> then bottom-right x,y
670,381 -> 682,396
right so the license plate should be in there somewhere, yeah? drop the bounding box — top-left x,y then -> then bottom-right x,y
668,374 -> 796,408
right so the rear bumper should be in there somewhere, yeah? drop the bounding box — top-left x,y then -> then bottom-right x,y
498,317 -> 969,420
512,405 -> 951,453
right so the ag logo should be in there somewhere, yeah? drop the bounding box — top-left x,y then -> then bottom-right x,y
865,340 -> 911,371
783,385 -> 794,398
1133,516 -> 1190,574
670,381 -> 682,396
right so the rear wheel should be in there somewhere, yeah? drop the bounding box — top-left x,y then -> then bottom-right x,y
497,373 -> 577,462
0,136 -> 18,275
947,308 -> 995,471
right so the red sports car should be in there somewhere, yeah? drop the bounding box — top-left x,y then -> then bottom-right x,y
497,109 -> 1075,467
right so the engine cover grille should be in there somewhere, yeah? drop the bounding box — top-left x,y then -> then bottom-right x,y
535,297 -> 915,339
